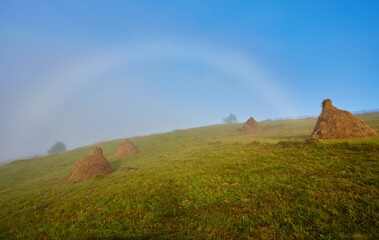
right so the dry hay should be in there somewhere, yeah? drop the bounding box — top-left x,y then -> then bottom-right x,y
310,99 -> 376,139
242,117 -> 262,133
114,139 -> 137,157
69,147 -> 113,182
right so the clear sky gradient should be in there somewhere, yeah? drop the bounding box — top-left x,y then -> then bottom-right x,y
0,0 -> 378,162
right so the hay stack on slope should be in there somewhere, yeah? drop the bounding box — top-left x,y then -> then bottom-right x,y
69,147 -> 113,182
242,117 -> 262,133
311,99 -> 376,139
114,139 -> 137,157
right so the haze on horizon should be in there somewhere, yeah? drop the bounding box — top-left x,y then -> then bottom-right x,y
1,0 -> 378,162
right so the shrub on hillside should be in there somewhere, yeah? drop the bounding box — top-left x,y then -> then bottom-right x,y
47,142 -> 66,154
223,113 -> 237,123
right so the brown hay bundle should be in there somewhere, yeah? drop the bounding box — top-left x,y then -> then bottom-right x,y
311,99 -> 376,139
242,117 -> 262,133
69,147 -> 113,182
114,139 -> 137,157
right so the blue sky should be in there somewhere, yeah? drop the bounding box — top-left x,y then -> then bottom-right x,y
0,0 -> 378,162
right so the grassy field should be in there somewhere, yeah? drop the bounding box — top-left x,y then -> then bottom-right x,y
0,114 -> 378,239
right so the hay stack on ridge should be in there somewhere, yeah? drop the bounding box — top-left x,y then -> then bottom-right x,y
69,147 -> 113,182
242,117 -> 262,133
311,99 -> 376,139
114,139 -> 137,157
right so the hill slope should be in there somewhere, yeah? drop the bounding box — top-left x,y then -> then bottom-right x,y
0,114 -> 378,239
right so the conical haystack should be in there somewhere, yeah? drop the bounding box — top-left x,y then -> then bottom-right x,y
114,139 -> 137,157
242,117 -> 262,133
311,99 -> 376,139
69,147 -> 113,182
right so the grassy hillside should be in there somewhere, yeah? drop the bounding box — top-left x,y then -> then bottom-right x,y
0,114 -> 378,239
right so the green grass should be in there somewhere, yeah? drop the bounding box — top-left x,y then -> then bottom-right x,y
0,113 -> 378,239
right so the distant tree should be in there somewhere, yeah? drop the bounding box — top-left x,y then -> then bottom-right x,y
47,142 -> 66,154
223,113 -> 237,123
